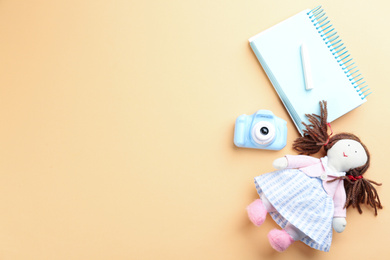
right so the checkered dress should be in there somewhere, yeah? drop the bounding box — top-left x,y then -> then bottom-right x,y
255,169 -> 334,252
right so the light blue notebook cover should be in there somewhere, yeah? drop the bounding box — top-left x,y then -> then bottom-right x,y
249,6 -> 370,135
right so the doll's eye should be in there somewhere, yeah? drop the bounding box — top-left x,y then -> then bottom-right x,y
355,151 -> 357,153
348,144 -> 350,147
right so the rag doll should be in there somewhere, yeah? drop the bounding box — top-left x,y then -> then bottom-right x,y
247,101 -> 382,252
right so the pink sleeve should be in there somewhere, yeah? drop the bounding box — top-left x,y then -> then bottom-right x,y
333,180 -> 347,218
285,155 -> 321,169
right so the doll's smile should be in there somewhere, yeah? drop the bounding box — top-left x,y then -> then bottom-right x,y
343,152 -> 348,157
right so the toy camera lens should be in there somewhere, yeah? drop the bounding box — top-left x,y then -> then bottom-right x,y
260,127 -> 269,135
252,121 -> 275,145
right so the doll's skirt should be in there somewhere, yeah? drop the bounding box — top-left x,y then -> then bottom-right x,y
254,169 -> 334,252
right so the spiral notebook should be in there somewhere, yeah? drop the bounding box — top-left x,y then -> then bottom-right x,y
249,6 -> 371,135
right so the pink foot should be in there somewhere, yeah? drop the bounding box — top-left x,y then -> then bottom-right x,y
246,199 -> 267,226
267,229 -> 294,252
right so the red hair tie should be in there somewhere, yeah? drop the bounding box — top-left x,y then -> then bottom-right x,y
323,123 -> 333,146
347,175 -> 363,181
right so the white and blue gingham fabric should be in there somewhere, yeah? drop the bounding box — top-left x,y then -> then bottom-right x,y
255,169 -> 334,252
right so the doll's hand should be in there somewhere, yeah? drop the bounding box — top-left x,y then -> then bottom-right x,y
272,157 -> 288,170
333,217 -> 347,233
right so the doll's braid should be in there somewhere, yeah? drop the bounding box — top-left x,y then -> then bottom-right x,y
342,152 -> 382,216
343,176 -> 382,215
293,100 -> 329,155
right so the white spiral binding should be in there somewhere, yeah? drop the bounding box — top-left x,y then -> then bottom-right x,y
307,6 -> 371,99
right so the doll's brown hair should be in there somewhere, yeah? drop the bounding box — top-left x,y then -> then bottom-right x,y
293,101 -> 382,215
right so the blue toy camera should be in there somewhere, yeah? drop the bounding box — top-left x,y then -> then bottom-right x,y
234,110 -> 287,150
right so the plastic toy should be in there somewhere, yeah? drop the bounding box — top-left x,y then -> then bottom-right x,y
234,110 -> 287,150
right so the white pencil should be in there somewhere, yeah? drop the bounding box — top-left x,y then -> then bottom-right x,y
301,43 -> 313,90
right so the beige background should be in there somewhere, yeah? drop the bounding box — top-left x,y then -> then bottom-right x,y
0,0 -> 389,259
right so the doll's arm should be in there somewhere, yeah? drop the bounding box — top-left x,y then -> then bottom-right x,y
332,218 -> 347,233
333,180 -> 347,233
272,157 -> 288,170
273,155 -> 320,170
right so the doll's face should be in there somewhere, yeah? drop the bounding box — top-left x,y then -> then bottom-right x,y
327,139 -> 368,172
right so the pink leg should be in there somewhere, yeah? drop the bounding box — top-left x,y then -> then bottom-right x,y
267,223 -> 306,252
267,229 -> 294,252
246,199 -> 267,226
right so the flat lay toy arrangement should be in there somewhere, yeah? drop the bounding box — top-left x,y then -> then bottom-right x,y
235,6 -> 383,252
